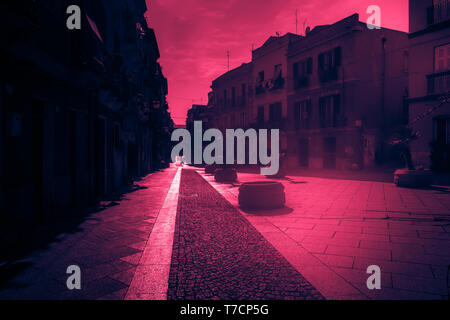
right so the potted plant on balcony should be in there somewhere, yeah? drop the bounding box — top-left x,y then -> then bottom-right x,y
390,126 -> 433,187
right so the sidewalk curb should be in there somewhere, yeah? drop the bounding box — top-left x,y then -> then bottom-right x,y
125,167 -> 182,300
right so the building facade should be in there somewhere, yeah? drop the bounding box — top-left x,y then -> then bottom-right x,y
251,33 -> 302,152
206,14 -> 409,171
210,62 -> 254,132
0,1 -> 173,237
408,0 -> 450,171
286,14 -> 409,170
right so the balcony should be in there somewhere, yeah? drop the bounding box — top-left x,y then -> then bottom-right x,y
267,76 -> 285,91
319,67 -> 339,83
427,3 -> 450,26
427,71 -> 450,95
255,84 -> 265,95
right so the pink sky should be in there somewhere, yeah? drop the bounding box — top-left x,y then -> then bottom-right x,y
145,0 -> 409,125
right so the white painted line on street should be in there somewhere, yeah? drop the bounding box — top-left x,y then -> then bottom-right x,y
125,167 -> 182,300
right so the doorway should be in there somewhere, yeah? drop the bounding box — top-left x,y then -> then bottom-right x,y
298,138 -> 309,167
323,137 -> 337,169
31,99 -> 45,223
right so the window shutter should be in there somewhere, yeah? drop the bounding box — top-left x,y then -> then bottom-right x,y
307,58 -> 313,74
318,53 -> 324,71
333,95 -> 341,127
334,47 -> 342,67
333,95 -> 341,114
319,97 -> 325,128
293,63 -> 298,77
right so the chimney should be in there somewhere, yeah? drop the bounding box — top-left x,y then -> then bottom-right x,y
305,26 -> 311,36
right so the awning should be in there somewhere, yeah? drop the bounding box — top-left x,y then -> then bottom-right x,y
86,14 -> 103,43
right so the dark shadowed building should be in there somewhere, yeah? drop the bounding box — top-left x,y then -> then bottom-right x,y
0,1 -> 173,240
210,62 -> 254,132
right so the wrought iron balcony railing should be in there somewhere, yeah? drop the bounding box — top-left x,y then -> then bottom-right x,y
253,119 -> 288,131
294,76 -> 310,90
427,71 -> 450,95
255,84 -> 265,95
267,77 -> 285,91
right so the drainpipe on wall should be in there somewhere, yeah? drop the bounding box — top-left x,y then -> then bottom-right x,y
380,37 -> 387,164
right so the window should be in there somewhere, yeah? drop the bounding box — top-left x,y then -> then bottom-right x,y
434,43 -> 450,72
319,95 -> 341,128
273,64 -> 282,79
431,0 -> 450,24
241,84 -> 246,106
323,137 -> 337,169
269,103 -> 282,122
256,71 -> 265,94
241,112 -> 246,128
232,87 -> 236,107
294,58 -> 312,77
434,117 -> 450,144
223,89 -> 227,108
293,58 -> 313,89
258,71 -> 265,83
318,47 -> 341,82
294,100 -> 312,129
257,106 -> 265,125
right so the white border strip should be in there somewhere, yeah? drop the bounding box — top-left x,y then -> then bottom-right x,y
125,167 -> 182,300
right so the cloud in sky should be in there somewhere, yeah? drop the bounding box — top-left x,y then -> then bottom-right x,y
145,0 -> 408,125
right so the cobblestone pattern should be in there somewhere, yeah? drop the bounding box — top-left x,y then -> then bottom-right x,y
167,169 -> 324,300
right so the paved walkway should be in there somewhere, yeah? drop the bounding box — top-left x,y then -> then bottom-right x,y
1,164 -> 449,300
167,169 -> 323,300
199,169 -> 450,300
0,166 -> 178,300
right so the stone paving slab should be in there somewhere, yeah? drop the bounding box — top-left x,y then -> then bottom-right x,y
198,168 -> 450,300
0,166 -> 178,300
125,167 -> 181,300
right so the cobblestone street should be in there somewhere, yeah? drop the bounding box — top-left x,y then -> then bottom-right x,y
0,165 -> 449,300
167,169 -> 323,300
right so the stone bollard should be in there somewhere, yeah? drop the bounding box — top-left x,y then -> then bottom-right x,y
238,181 -> 285,210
